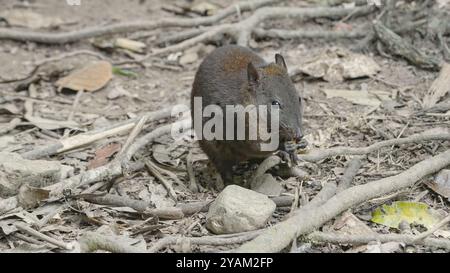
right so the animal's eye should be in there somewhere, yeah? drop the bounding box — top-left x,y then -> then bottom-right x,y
272,100 -> 281,107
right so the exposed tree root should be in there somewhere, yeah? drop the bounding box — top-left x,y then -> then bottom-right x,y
299,128 -> 450,162
308,231 -> 450,251
0,0 -> 274,44
235,149 -> 450,252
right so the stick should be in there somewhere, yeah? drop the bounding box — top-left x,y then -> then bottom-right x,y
308,232 -> 450,251
0,0 -> 274,44
148,231 -> 261,253
116,115 -> 149,158
144,159 -> 178,201
79,231 -> 144,253
14,222 -> 73,250
236,149 -> 450,252
413,214 -> 450,243
337,157 -> 364,193
21,107 -> 174,159
141,5 -> 374,59
374,22 -> 440,70
0,50 -> 106,84
299,128 -> 450,162
250,155 -> 282,185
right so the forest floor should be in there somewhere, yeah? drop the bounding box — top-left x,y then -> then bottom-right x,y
0,0 -> 450,253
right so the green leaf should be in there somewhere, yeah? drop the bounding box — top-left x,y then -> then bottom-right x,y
112,67 -> 138,78
371,201 -> 440,229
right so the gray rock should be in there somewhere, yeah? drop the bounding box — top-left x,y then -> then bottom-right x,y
206,185 -> 276,234
0,152 -> 62,198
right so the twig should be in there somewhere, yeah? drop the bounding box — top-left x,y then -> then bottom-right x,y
67,89 -> 84,122
148,231 -> 261,253
79,231 -> 144,253
254,28 -> 366,40
374,22 -> 440,70
299,128 -> 450,162
14,222 -> 73,250
21,106 -> 174,159
117,115 -> 149,158
0,50 -> 106,84
413,214 -> 450,243
0,0 -> 274,44
250,155 -> 282,185
337,157 -> 364,193
145,159 -> 178,201
186,151 -> 200,193
140,5 -> 374,59
13,233 -> 46,247
307,231 -> 450,251
236,149 -> 450,252
123,119 -> 191,163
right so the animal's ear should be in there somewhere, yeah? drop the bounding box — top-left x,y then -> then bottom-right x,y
247,62 -> 259,84
275,54 -> 287,70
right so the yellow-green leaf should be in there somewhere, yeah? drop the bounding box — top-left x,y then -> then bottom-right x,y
371,201 -> 440,229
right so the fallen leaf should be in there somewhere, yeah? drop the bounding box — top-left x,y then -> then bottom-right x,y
107,85 -> 133,100
322,89 -> 392,107
112,67 -> 138,78
3,244 -> 51,253
0,136 -> 15,151
17,185 -> 50,210
1,10 -> 63,29
88,143 -> 122,170
190,2 -> 219,16
371,201 -> 441,229
179,52 -> 199,65
437,0 -> 450,8
365,241 -> 402,253
299,47 -> 380,83
422,63 -> 450,109
434,229 -> 450,239
115,38 -> 146,53
25,115 -> 82,131
0,103 -> 21,115
424,169 -> 450,199
56,61 -> 113,92
333,211 -> 374,236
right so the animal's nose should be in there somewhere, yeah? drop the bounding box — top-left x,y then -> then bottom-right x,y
294,128 -> 304,142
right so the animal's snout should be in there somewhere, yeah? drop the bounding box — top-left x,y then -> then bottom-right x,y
294,128 -> 304,142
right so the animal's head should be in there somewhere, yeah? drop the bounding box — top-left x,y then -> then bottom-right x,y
246,54 -> 304,145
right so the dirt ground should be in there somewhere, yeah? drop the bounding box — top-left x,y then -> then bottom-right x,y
0,0 -> 450,253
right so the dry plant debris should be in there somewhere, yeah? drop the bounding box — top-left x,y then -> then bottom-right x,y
0,0 -> 449,253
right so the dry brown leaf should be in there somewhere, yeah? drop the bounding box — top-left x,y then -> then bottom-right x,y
422,63 -> 450,109
299,47 -> 381,83
190,2 -> 219,15
56,61 -> 113,92
332,211 -> 374,236
25,115 -> 82,131
1,10 -> 63,29
322,89 -> 392,107
424,169 -> 450,199
17,185 -> 50,210
0,104 -> 21,115
88,143 -> 122,170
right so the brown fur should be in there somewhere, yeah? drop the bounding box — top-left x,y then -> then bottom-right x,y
191,45 -> 303,186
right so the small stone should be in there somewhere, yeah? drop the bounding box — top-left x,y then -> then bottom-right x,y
206,185 -> 276,234
0,152 -> 61,198
107,85 -> 132,100
179,52 -> 199,66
